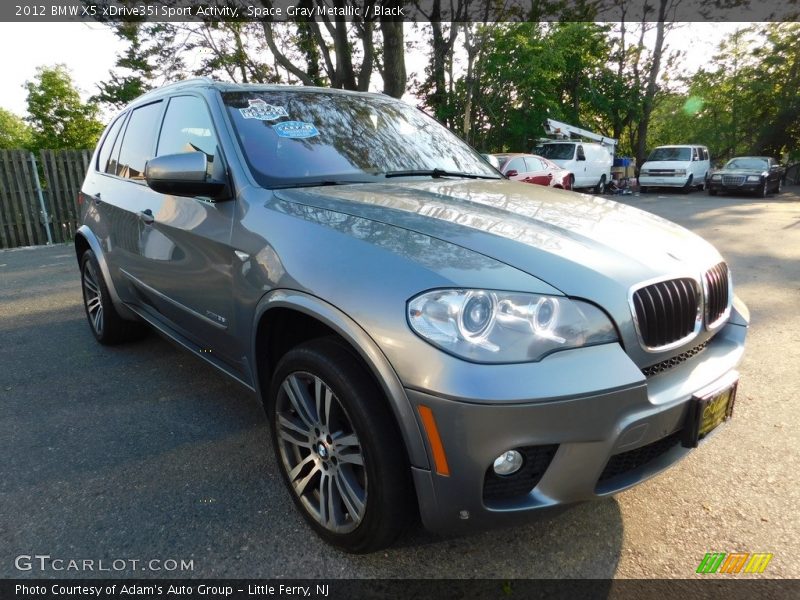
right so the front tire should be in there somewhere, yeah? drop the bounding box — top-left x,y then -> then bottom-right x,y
639,185 -> 649,194
708,188 -> 718,196
80,250 -> 145,345
268,338 -> 412,553
760,180 -> 769,198
681,175 -> 694,194
594,175 -> 606,194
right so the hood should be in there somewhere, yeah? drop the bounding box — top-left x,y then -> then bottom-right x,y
274,179 -> 722,336
642,160 -> 692,170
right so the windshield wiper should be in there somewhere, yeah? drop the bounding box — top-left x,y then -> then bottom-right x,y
270,179 -> 374,189
383,168 -> 500,180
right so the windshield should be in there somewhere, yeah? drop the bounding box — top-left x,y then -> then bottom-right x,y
726,158 -> 768,170
647,147 -> 692,162
537,143 -> 575,160
222,90 -> 498,187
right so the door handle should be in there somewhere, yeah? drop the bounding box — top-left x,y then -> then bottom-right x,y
139,209 -> 154,225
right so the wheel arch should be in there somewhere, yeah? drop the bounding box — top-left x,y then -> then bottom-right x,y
74,226 -> 137,320
251,289 -> 430,470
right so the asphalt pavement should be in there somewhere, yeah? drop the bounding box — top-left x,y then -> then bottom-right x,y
1,187 -> 798,579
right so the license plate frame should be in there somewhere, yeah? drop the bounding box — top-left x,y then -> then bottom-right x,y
682,379 -> 738,448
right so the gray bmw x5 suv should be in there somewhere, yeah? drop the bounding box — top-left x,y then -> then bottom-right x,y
76,78 -> 748,553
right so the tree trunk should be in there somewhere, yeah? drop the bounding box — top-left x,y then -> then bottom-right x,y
635,0 -> 667,167
381,20 -> 406,98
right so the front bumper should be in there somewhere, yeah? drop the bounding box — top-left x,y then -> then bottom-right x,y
639,175 -> 691,188
407,317 -> 748,535
707,180 -> 762,194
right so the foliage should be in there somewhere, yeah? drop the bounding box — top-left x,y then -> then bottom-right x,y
647,24 -> 800,162
87,17 -> 799,163
24,65 -> 104,151
0,108 -> 33,149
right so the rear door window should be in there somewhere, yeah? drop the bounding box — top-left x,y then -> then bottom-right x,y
116,101 -> 164,181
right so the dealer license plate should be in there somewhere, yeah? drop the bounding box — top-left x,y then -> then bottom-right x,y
682,379 -> 738,448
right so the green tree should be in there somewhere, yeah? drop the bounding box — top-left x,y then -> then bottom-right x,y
648,23 -> 800,162
0,108 -> 33,149
24,65 -> 104,150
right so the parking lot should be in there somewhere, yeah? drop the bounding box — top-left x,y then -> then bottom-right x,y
1,188 -> 798,579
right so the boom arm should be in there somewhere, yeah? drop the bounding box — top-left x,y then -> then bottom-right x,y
544,119 -> 617,148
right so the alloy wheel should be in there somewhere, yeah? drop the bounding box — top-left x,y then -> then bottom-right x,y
275,371 -> 367,534
82,262 -> 104,335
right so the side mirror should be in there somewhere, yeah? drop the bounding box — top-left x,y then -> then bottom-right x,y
576,153 -> 586,161
505,169 -> 518,178
145,152 -> 228,200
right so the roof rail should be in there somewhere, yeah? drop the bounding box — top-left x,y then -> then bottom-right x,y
133,77 -> 218,102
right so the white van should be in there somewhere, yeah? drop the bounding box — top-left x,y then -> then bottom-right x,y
536,141 -> 613,192
639,145 -> 710,193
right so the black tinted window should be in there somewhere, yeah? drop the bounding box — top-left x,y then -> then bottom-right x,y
116,101 -> 163,180
96,115 -> 126,173
222,90 -> 497,187
539,143 -> 575,160
157,96 -> 218,159
648,147 -> 691,161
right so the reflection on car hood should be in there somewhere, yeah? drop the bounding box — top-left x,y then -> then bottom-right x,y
275,179 -> 722,318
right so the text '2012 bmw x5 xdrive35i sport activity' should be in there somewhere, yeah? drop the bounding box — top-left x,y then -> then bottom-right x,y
76,79 -> 748,553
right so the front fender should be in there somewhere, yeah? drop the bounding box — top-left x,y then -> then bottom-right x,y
251,289 -> 430,469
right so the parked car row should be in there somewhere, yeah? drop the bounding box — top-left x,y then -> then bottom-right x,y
483,139 -> 786,200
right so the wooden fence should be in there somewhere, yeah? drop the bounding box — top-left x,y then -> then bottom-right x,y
0,149 -> 91,249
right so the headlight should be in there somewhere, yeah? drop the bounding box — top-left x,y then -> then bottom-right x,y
711,174 -> 722,180
640,169 -> 650,176
746,175 -> 761,182
407,289 -> 619,363
674,169 -> 687,176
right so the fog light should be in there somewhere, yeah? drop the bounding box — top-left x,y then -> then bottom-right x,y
493,450 -> 523,475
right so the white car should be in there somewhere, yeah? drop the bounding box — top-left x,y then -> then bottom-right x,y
537,141 -> 613,193
639,145 -> 710,193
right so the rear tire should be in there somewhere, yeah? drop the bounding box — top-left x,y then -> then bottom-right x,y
267,337 -> 413,553
80,250 -> 146,345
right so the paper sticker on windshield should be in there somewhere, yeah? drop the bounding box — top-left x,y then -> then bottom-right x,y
240,99 -> 288,121
273,121 -> 319,139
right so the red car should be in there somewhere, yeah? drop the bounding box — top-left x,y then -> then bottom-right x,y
492,153 -> 573,190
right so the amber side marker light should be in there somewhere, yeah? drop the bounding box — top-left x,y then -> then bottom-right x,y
417,405 -> 450,476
